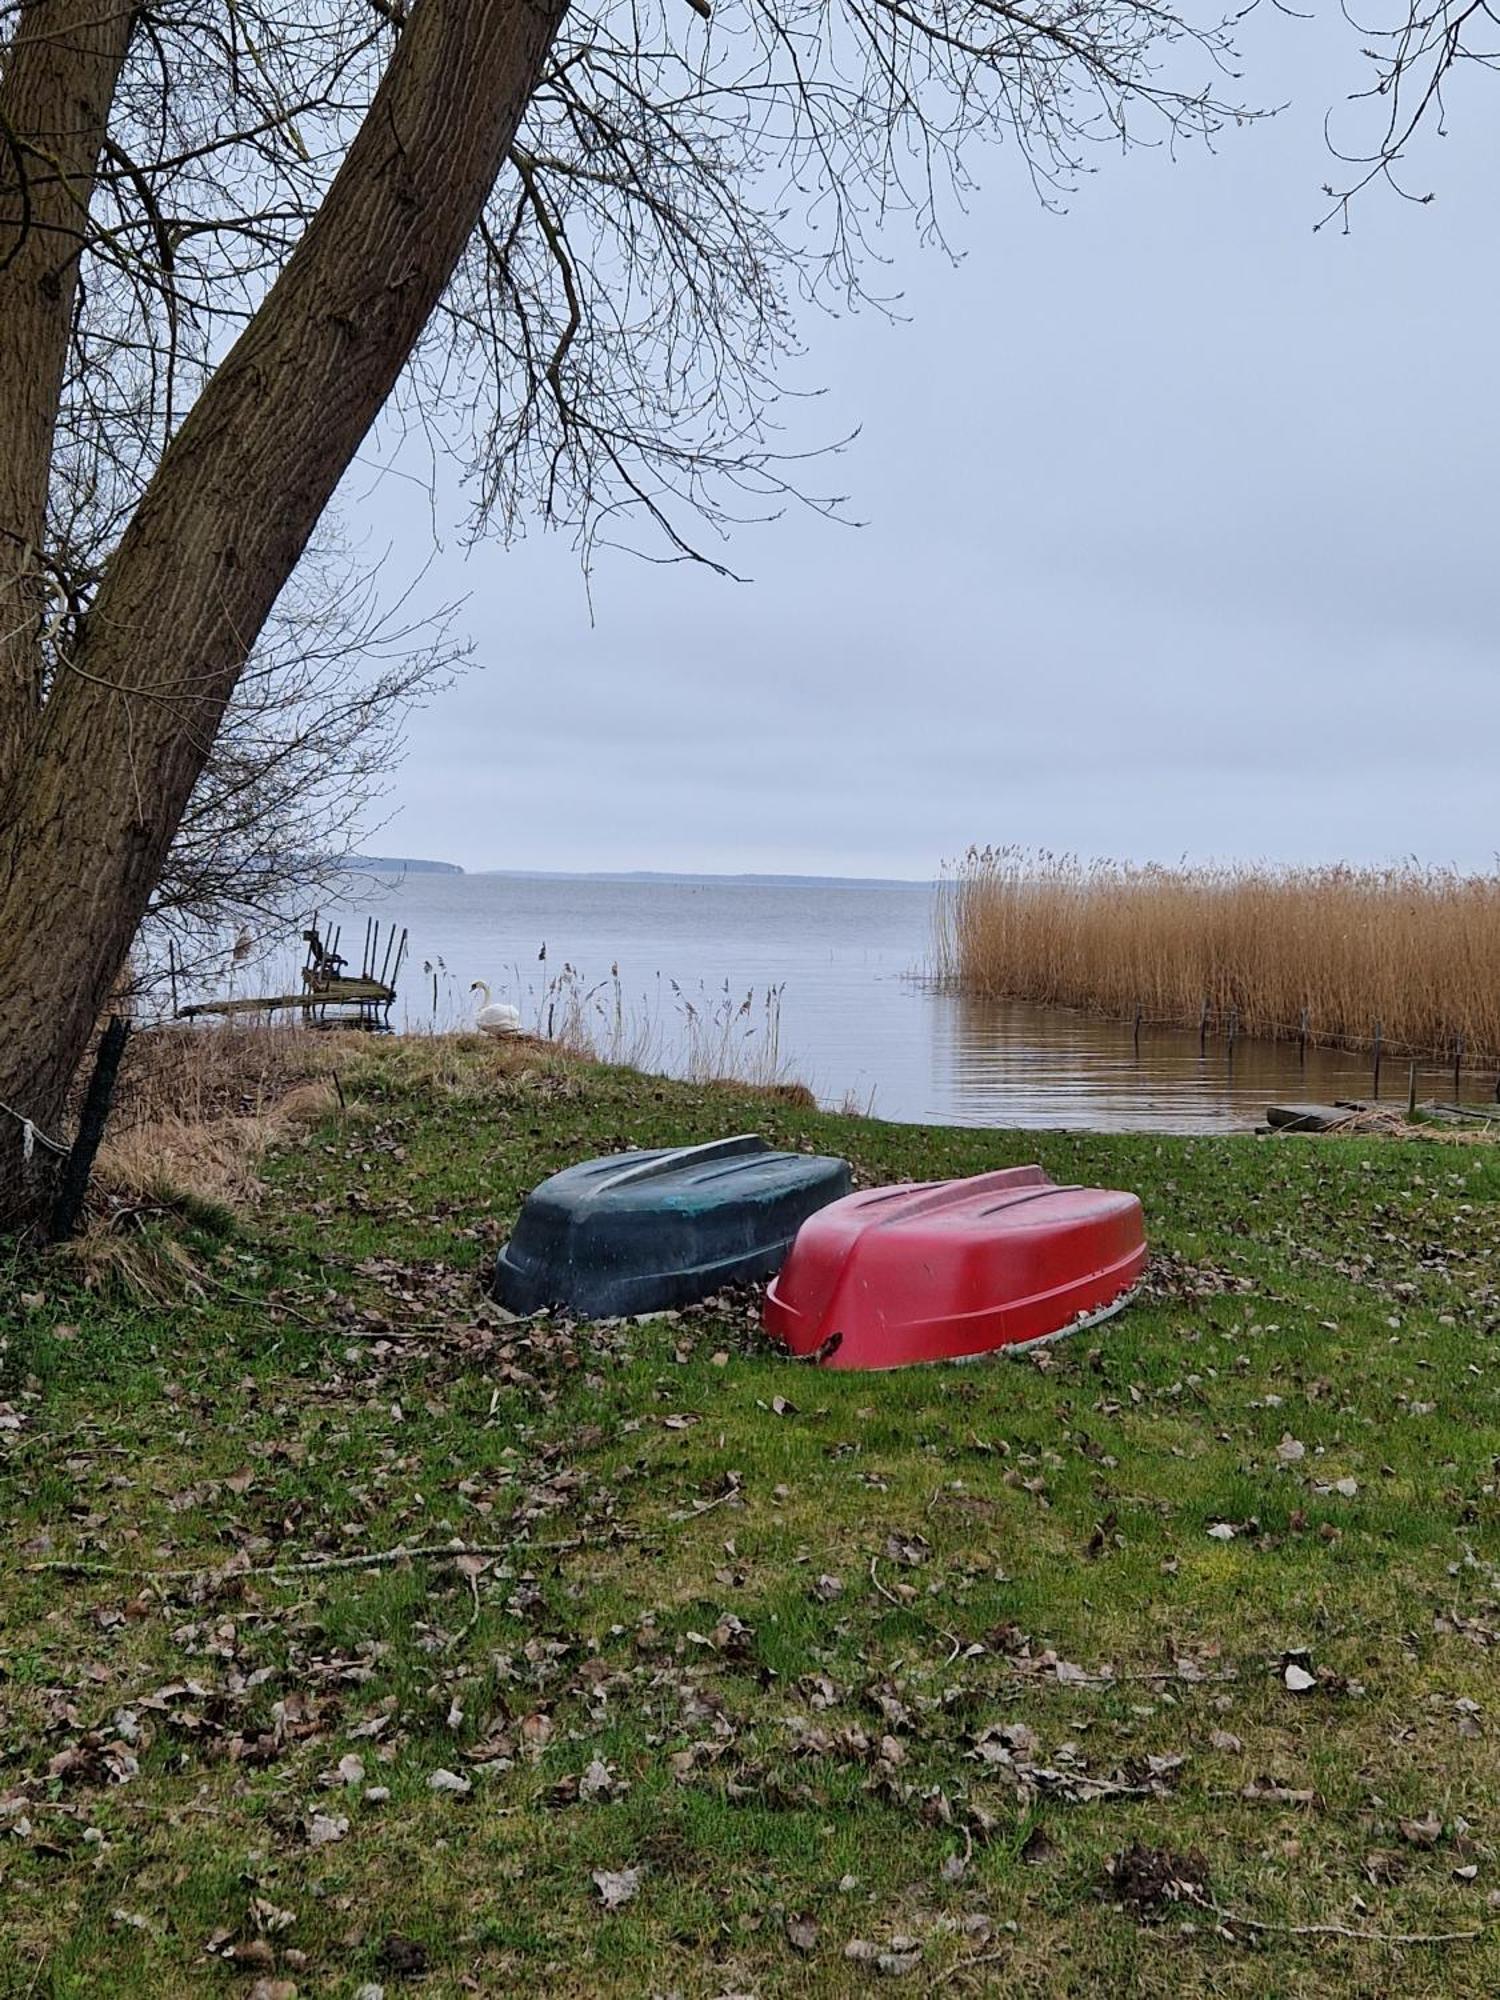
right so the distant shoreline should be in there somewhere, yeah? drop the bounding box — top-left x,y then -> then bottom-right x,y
335,859 -> 936,888
338,855 -> 465,875
468,868 -> 936,890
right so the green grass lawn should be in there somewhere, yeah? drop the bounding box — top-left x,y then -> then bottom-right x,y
6,1037 -> 1500,1996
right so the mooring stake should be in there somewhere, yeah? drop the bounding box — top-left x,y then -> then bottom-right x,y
50,1016 -> 131,1241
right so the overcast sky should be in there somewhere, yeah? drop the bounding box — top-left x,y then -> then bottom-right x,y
355,5 -> 1500,880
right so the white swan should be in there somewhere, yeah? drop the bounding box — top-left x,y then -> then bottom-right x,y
470,980 -> 522,1037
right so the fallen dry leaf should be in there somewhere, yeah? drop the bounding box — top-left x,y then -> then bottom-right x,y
592,1866 -> 642,1910
785,1911 -> 819,1954
1400,1811 -> 1444,1848
578,1758 -> 622,1802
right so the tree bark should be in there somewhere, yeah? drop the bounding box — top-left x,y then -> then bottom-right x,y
0,0 -> 568,1208
0,0 -> 135,796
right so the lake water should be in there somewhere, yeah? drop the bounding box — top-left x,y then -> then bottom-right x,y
267,870 -> 1474,1132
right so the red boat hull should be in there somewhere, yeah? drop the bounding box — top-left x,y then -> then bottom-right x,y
763,1166 -> 1146,1369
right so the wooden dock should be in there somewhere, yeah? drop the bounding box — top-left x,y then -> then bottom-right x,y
174,918 -> 407,1029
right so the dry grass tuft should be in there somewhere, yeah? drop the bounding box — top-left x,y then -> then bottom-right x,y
342,1029 -> 582,1109
937,847 -> 1500,1061
96,1083 -> 339,1216
700,1075 -> 817,1108
103,1020 -> 337,1129
53,1026 -> 348,1298
94,1024 -> 346,1213
60,1222 -> 214,1305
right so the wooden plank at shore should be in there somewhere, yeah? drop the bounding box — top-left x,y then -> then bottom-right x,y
178,995 -> 304,1017
179,980 -> 394,1019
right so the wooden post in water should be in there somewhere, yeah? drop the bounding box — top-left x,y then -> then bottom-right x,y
1199,999 -> 1209,1054
1372,1021 -> 1382,1099
1408,1061 -> 1418,1118
1227,1008 -> 1238,1064
1133,1007 -> 1142,1055
1299,1009 -> 1309,1065
1454,1034 -> 1464,1102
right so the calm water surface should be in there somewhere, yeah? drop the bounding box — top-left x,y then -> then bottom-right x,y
281,872 -> 1467,1132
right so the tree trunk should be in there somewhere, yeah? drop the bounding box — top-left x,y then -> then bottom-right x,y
0,0 -> 135,796
0,0 -> 568,1216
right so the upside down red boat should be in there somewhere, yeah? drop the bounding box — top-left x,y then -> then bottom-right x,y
763,1166 -> 1147,1369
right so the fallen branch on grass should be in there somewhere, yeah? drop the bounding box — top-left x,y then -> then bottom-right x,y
27,1529 -> 642,1583
1211,1902 -> 1482,1947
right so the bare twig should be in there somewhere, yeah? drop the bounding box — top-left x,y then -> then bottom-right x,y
932,1948 -> 1013,1988
1211,1901 -> 1483,1948
869,1555 -> 903,1606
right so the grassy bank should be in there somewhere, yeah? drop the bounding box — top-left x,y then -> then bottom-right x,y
6,1033 -> 1500,1995
936,848 -> 1500,1063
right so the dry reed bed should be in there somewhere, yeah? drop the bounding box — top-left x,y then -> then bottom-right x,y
936,848 -> 1500,1060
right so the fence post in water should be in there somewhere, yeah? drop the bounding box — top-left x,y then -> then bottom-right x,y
1408,1061 -> 1418,1118
49,1016 -> 131,1242
1454,1034 -> 1464,1102
1372,1021 -> 1382,1099
1199,999 -> 1208,1054
1227,1008 -> 1238,1064
1133,1007 -> 1142,1055
1299,1009 -> 1309,1065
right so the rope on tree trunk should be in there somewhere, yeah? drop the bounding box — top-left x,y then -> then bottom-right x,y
0,1097 -> 69,1159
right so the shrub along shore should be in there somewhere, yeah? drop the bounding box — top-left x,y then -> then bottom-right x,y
4,1029 -> 1500,1995
936,849 -> 1500,1064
